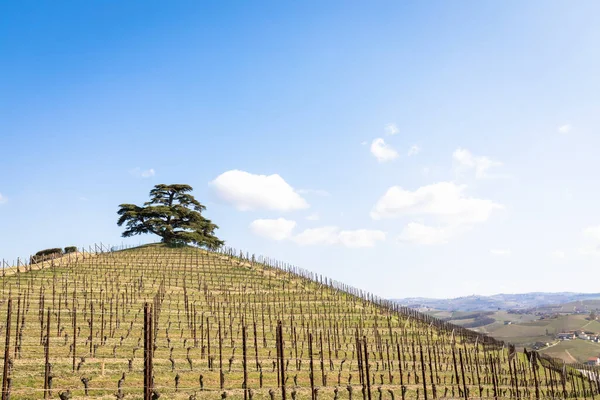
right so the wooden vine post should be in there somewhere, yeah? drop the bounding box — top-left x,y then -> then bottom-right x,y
43,308 -> 51,399
242,323 -> 248,400
363,336 -> 372,400
144,302 -> 154,400
309,332 -> 315,400
278,320 -> 286,400
72,305 -> 77,372
1,299 -> 12,400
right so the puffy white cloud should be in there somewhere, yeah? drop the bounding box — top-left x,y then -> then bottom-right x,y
250,218 -> 385,247
210,170 -> 309,211
0,193 -> 6,204
408,145 -> 420,156
129,167 -> 155,178
452,148 -> 502,179
370,138 -> 399,162
385,123 -> 399,135
370,182 -> 502,224
292,226 -> 386,248
490,249 -> 511,256
249,218 -> 296,241
398,223 -> 454,245
558,124 -> 572,134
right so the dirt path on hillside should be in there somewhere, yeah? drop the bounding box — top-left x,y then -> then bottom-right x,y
565,350 -> 578,363
582,320 -> 594,330
544,341 -> 560,350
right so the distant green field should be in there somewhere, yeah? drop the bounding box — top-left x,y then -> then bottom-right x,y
488,323 -> 548,338
492,311 -> 539,324
541,340 -> 600,363
486,314 -> 599,337
444,309 -> 600,364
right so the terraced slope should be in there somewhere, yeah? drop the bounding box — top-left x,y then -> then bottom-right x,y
0,245 -> 595,399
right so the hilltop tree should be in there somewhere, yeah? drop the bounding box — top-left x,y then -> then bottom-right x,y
117,184 -> 224,249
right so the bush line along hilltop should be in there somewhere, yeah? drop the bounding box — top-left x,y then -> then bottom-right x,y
29,246 -> 78,264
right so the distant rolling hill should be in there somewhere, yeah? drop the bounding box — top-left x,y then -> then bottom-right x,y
394,293 -> 600,364
393,292 -> 600,312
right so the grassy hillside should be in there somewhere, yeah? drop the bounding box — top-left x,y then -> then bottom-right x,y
0,245 -> 595,399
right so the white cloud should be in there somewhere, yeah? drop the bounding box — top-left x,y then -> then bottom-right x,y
249,218 -> 296,241
141,168 -> 155,178
558,124 -> 572,134
292,226 -> 386,248
306,213 -> 320,221
551,250 -> 566,259
398,223 -> 454,245
0,193 -> 6,204
210,170 -> 309,211
360,141 -> 368,146
408,145 -> 420,156
490,249 -> 511,256
129,167 -> 156,178
370,182 -> 503,225
452,148 -> 502,179
370,138 -> 399,162
249,219 -> 385,248
385,123 -> 399,136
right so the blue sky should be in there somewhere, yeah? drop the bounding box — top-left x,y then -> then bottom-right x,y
1,1 -> 599,298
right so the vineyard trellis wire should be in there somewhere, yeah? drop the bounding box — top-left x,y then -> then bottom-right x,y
0,242 -> 598,399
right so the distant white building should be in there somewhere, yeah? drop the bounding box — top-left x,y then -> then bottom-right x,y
586,357 -> 600,366
558,332 -> 575,340
577,331 -> 591,340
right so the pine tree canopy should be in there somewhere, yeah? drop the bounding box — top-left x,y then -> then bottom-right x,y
117,184 -> 224,249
